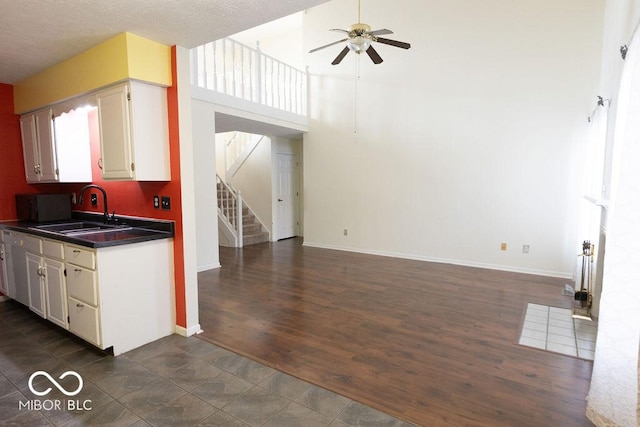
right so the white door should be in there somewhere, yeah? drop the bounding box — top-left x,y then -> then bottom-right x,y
276,153 -> 299,240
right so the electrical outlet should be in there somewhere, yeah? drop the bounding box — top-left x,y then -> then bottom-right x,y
500,242 -> 507,251
522,244 -> 530,254
161,196 -> 171,210
153,195 -> 160,209
91,194 -> 98,206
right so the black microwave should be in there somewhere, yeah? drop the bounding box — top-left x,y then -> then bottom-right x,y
15,194 -> 72,222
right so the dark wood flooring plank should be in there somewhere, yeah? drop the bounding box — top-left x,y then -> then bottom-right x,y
197,238 -> 593,426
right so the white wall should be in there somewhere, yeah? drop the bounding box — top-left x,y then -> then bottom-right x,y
232,12 -> 305,70
192,99 -> 220,272
214,131 -> 232,182
229,136 -> 274,236
302,0 -> 604,277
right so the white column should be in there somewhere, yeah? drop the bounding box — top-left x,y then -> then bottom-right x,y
175,45 -> 202,336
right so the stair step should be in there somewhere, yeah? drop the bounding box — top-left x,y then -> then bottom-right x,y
243,231 -> 269,246
243,223 -> 262,234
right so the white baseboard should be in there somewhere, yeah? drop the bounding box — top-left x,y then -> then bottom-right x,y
302,241 -> 573,279
175,323 -> 203,337
197,263 -> 221,272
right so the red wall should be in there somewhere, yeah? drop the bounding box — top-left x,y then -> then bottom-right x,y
0,48 -> 187,327
64,109 -> 176,218
0,84 -> 33,219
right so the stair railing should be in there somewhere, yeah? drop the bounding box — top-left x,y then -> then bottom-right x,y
191,38 -> 307,116
226,133 -> 265,180
216,174 -> 243,247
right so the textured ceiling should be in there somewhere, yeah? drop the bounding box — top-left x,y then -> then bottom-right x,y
0,0 -> 327,85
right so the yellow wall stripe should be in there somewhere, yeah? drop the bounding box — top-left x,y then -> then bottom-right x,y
14,32 -> 171,114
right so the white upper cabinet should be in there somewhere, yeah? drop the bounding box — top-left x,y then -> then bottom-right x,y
20,107 -> 92,183
19,79 -> 169,183
95,81 -> 170,181
20,109 -> 57,182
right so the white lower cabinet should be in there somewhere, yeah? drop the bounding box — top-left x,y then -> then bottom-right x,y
65,244 -> 101,346
24,237 -> 68,329
3,229 -> 174,355
64,239 -> 174,355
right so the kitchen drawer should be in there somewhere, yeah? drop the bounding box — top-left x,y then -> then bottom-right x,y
66,265 -> 98,306
43,239 -> 64,259
68,296 -> 101,347
65,245 -> 95,269
23,234 -> 42,253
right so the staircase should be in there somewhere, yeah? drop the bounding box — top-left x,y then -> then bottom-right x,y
241,206 -> 269,246
217,177 -> 269,247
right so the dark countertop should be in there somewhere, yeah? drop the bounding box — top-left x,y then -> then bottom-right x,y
0,211 -> 174,249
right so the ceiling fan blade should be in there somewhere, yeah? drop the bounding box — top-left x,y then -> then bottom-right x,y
368,29 -> 393,36
330,28 -> 350,34
375,37 -> 411,49
332,46 -> 351,65
309,38 -> 349,53
365,45 -> 383,64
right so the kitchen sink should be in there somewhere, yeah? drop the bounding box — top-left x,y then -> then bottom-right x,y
30,221 -> 132,236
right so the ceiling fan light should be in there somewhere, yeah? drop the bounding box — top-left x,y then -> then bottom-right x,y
348,36 -> 371,53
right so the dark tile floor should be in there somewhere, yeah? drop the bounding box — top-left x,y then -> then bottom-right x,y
0,300 -> 414,426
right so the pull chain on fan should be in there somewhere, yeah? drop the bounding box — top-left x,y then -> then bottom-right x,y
309,0 -> 411,65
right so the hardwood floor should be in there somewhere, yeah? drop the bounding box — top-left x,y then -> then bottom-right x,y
197,238 -> 593,426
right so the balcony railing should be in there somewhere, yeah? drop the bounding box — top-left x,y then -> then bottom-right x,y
191,38 -> 307,116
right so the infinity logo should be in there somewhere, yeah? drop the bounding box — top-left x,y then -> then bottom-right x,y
28,371 -> 84,397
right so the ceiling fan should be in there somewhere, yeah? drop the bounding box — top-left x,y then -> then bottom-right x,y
309,0 -> 411,65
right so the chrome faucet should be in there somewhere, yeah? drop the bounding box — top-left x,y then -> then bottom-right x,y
78,184 -> 112,223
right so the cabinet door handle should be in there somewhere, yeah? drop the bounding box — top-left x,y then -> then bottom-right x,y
98,158 -> 103,170
76,303 -> 84,308
74,268 -> 82,272
73,250 -> 81,254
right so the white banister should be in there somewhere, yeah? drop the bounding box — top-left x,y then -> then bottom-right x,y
216,174 -> 243,247
236,190 -> 243,247
191,38 -> 307,117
